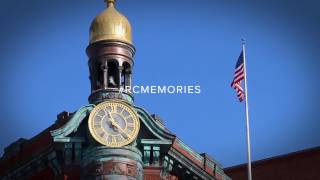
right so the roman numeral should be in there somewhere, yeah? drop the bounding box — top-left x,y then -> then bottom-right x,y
110,105 -> 116,112
122,110 -> 129,117
99,132 -> 105,138
94,120 -> 101,125
112,136 -> 116,143
127,123 -> 134,127
120,107 -> 125,114
95,127 -> 103,134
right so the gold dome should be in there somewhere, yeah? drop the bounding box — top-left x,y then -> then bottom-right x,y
89,0 -> 132,44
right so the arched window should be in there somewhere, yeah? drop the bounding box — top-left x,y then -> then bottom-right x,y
88,62 -> 95,91
107,61 -> 119,88
123,62 -> 131,88
95,62 -> 103,90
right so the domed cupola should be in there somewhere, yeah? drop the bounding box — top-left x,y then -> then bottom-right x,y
89,0 -> 132,45
86,0 -> 135,105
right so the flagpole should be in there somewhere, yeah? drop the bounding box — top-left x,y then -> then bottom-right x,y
242,39 -> 253,180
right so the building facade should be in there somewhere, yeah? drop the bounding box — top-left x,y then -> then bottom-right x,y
225,146 -> 320,180
0,1 -> 230,180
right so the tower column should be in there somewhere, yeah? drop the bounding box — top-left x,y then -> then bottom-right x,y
82,147 -> 143,180
102,61 -> 108,89
124,68 -> 132,88
118,66 -> 123,88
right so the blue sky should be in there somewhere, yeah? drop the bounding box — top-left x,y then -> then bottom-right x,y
0,0 -> 319,167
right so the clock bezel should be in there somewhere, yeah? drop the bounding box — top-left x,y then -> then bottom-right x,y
88,100 -> 140,147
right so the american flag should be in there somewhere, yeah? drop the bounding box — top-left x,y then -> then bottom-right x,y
231,51 -> 245,102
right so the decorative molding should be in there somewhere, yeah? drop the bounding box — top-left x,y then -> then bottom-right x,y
168,148 -> 215,180
50,104 -> 94,141
152,145 -> 160,166
88,89 -> 134,104
85,160 -> 143,179
74,142 -> 82,164
160,156 -> 173,179
64,143 -> 73,165
143,145 -> 151,166
139,139 -> 172,145
81,146 -> 143,167
175,138 -> 204,163
47,151 -> 62,176
134,106 -> 176,141
141,143 -> 164,167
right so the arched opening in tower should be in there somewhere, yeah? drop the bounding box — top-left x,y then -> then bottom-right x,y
122,62 -> 131,88
107,61 -> 119,88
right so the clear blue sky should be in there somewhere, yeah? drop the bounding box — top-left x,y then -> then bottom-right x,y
0,0 -> 319,167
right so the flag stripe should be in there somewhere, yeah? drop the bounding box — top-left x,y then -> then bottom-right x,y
231,50 -> 245,102
234,66 -> 244,77
235,64 -> 244,73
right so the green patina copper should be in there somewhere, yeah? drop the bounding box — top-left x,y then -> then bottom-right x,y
139,139 -> 172,145
161,156 -> 174,177
50,104 -> 95,142
47,102 -> 230,180
64,143 -> 73,165
134,105 -> 176,141
175,138 -> 204,163
152,145 -> 160,166
81,145 -> 143,166
47,151 -> 61,176
143,145 -> 151,165
89,90 -> 134,104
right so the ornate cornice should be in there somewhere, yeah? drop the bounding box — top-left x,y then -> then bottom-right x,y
50,105 -> 95,142
134,105 -> 176,141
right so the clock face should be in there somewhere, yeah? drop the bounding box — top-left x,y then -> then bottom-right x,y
88,101 -> 140,147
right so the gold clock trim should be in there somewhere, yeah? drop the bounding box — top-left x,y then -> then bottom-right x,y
88,100 -> 140,147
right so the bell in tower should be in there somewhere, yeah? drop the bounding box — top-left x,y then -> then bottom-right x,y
87,0 -> 135,104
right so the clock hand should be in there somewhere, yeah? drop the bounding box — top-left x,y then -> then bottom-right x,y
107,121 -> 116,129
105,112 -> 116,129
111,119 -> 131,139
107,111 -> 132,139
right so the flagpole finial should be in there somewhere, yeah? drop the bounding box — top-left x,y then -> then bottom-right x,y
241,38 -> 246,45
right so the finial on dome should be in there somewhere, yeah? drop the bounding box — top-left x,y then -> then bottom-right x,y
104,0 -> 116,7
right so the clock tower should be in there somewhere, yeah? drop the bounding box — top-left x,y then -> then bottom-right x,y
0,1 -> 231,180
84,0 -> 143,179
